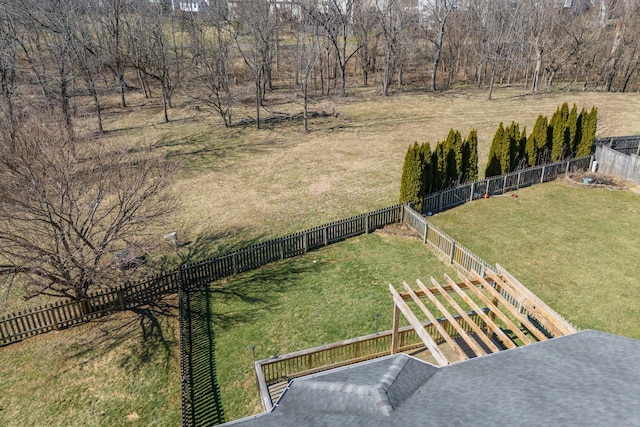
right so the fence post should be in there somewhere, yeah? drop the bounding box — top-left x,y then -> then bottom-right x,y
323,226 -> 328,246
540,165 -> 546,183
449,241 -> 455,264
365,214 -> 370,234
232,253 -> 238,275
117,290 -> 126,311
0,316 -> 5,344
565,160 -> 570,175
438,192 -> 443,212
516,172 -> 521,189
279,239 -> 284,260
470,182 -> 475,201
423,221 -> 428,244
303,232 -> 308,252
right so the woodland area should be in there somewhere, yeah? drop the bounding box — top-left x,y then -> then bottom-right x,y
0,0 -> 639,135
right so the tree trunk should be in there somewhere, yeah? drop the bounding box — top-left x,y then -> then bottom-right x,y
532,43 -> 543,92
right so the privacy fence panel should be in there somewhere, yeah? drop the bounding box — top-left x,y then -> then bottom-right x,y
596,145 -> 640,184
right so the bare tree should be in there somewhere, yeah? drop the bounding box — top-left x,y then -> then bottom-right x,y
373,0 -> 416,96
126,2 -> 186,123
231,0 -> 279,129
295,10 -> 322,131
423,0 -> 458,91
187,4 -> 234,127
301,0 -> 361,96
95,0 -> 130,108
0,115 -> 175,303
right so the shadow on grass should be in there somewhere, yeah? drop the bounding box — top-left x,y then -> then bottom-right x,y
209,259 -> 317,331
61,298 -> 178,379
185,286 -> 226,427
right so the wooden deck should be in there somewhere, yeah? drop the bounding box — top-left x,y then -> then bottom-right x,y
256,267 -> 577,411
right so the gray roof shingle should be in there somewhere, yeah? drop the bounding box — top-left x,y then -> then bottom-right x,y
225,330 -> 640,426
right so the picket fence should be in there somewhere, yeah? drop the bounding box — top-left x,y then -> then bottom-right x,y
0,205 -> 404,346
421,156 -> 592,214
0,154 -> 596,347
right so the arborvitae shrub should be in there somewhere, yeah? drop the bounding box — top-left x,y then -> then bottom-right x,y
432,142 -> 447,190
568,104 -> 579,156
466,129 -> 479,181
577,106 -> 597,157
500,122 -> 513,175
485,123 -> 504,177
444,130 -> 458,185
526,115 -> 546,166
421,143 -> 433,195
399,142 -> 424,209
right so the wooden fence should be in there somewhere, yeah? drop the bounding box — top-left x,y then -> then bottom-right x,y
597,135 -> 640,156
403,205 -> 493,277
421,156 -> 592,214
595,144 -> 640,184
0,205 -> 404,347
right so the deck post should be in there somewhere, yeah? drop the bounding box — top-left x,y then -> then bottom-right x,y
391,305 -> 400,355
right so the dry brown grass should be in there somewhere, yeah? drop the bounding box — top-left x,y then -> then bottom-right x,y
73,86 -> 640,259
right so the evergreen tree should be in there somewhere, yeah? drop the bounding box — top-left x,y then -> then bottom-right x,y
466,129 -> 479,181
453,130 -> 464,182
485,122 -> 504,177
577,106 -> 597,157
525,133 -> 537,167
527,115 -> 548,166
551,104 -> 569,162
444,130 -> 458,185
574,108 -> 585,156
399,142 -> 424,209
420,143 -> 433,195
515,126 -> 527,170
432,141 -> 448,190
500,122 -> 514,174
567,104 -> 579,156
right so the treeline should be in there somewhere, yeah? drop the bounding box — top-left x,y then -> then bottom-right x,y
399,102 -> 597,207
485,103 -> 597,177
399,129 -> 478,210
0,0 -> 637,135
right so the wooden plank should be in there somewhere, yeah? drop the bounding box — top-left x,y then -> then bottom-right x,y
401,282 -> 467,362
483,269 -> 564,338
418,279 -> 487,357
463,272 -> 532,345
438,276 -> 501,353
495,265 -> 577,335
451,274 -> 517,349
470,271 -> 548,342
389,284 -> 448,366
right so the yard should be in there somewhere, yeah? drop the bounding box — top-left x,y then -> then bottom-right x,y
1,87 -> 640,425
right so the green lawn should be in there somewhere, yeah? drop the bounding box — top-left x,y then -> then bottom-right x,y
428,181 -> 640,339
210,231 -> 457,420
0,305 -> 181,427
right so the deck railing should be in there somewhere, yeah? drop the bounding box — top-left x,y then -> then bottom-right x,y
255,310 -> 487,411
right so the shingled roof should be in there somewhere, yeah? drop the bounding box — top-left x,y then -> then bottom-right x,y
227,330 -> 640,426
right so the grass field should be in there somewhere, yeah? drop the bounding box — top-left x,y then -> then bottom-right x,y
76,87 -> 640,257
428,180 -> 640,339
209,231 -> 458,420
